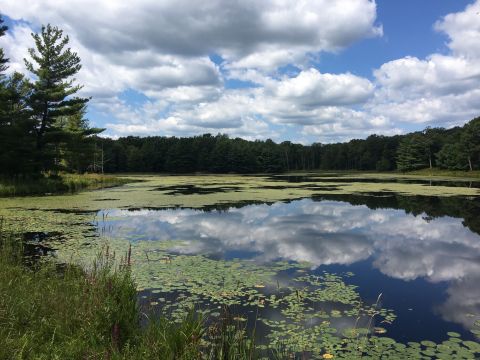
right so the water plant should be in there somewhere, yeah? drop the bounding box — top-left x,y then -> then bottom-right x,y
2,173 -> 480,359
0,229 -> 258,359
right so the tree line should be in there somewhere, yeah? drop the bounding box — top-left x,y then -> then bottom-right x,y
1,16 -> 479,176
396,120 -> 480,171
94,119 -> 479,174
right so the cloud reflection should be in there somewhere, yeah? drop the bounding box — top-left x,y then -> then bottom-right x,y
104,198 -> 480,330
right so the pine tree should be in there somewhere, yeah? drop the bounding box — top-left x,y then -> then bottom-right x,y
0,17 -> 36,175
58,105 -> 104,173
0,73 -> 36,175
396,134 -> 430,171
436,143 -> 469,170
461,117 -> 480,171
25,24 -> 89,171
0,16 -> 32,175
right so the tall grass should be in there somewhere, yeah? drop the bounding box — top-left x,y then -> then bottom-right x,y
0,227 -> 258,359
407,168 -> 480,179
0,173 -> 130,197
0,231 -> 136,358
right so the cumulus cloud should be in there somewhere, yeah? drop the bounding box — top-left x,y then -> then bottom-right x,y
271,69 -> 374,107
374,55 -> 480,97
0,0 -> 381,66
106,93 -> 273,140
1,0 -> 480,142
0,24 -> 32,75
434,0 -> 480,59
0,0 -> 385,141
367,1 -> 480,127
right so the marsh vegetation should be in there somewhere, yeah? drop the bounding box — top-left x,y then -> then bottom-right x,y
1,173 -> 480,359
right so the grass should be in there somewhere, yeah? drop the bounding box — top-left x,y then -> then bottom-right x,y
407,168 -> 480,179
0,173 -> 131,197
0,228 -> 257,360
1,226 -> 480,359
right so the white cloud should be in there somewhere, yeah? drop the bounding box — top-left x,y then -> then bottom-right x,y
105,91 -> 274,140
374,55 -> 480,99
0,0 -> 384,142
1,0 -> 480,142
271,69 -> 374,107
1,0 -> 381,67
104,197 -> 480,330
145,86 -> 222,104
0,24 -> 32,75
434,0 -> 480,59
367,1 -> 480,128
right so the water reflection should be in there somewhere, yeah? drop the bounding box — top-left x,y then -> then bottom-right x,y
106,199 -> 480,276
100,195 -> 480,335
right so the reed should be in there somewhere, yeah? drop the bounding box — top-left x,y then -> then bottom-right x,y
0,173 -> 130,197
0,227 -> 262,359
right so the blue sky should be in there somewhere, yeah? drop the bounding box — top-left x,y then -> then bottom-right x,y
317,0 -> 471,76
1,0 -> 480,143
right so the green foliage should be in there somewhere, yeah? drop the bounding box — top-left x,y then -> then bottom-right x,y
0,230 -> 259,360
0,17 -> 36,175
433,117 -> 480,171
461,117 -> 480,170
0,72 -> 36,175
91,121 -> 477,174
0,172 -> 129,196
94,133 -> 400,174
436,143 -> 469,170
0,232 -> 138,359
396,133 -> 431,171
0,22 -> 103,177
25,24 -> 92,172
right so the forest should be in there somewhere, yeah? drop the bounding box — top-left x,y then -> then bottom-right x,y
1,17 -> 479,177
94,121 -> 479,174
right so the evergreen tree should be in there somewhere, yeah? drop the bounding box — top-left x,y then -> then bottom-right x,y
0,16 -> 35,175
396,134 -> 430,171
461,117 -> 480,171
0,73 -> 35,175
436,143 -> 469,170
0,14 -> 9,125
25,24 -> 89,171
58,106 -> 104,173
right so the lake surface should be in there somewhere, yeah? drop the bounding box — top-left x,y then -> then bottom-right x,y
2,174 -> 480,357
93,192 -> 480,347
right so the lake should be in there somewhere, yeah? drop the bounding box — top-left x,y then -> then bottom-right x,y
1,174 -> 480,357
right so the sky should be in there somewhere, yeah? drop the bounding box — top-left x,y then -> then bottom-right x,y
1,0 -> 479,143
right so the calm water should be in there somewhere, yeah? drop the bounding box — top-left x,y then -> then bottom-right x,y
96,193 -> 480,344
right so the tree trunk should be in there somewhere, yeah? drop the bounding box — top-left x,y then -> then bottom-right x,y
101,144 -> 104,174
284,149 -> 290,172
468,156 -> 473,171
